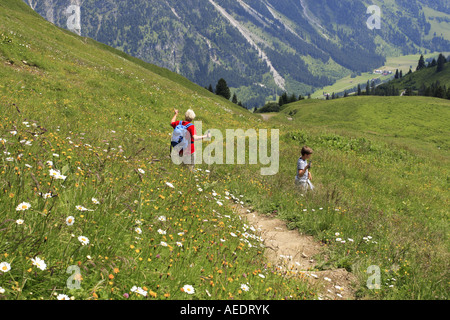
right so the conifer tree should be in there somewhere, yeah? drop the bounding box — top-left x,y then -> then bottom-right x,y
232,93 -> 238,104
416,54 -> 426,71
215,78 -> 231,100
437,53 -> 446,72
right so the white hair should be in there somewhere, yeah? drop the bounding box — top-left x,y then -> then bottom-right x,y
185,109 -> 196,122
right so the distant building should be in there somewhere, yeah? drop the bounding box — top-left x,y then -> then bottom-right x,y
374,69 -> 392,75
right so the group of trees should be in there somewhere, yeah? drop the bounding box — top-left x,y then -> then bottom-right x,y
375,53 -> 449,99
417,53 -> 448,72
255,91 -> 310,113
278,92 -> 307,107
206,78 -> 245,108
415,81 -> 450,99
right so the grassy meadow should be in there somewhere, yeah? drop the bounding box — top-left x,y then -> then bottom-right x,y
0,0 -> 449,301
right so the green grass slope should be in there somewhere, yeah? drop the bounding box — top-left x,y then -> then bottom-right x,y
387,62 -> 450,92
278,96 -> 450,150
1,0 -> 449,301
245,96 -> 449,300
0,0 -> 313,300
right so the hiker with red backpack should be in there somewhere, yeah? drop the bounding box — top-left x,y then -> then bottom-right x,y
170,108 -> 211,171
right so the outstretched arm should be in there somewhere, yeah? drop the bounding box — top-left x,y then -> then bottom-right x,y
171,109 -> 179,124
193,131 -> 211,141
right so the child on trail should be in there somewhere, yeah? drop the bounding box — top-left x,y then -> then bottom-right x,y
170,108 -> 210,172
295,146 -> 314,191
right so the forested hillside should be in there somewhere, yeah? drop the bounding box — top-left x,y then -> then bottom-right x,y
24,0 -> 450,107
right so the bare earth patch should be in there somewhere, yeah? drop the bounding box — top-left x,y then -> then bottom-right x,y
260,113 -> 276,121
232,204 -> 358,300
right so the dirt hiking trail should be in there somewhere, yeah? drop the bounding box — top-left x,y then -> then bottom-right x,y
232,204 -> 358,300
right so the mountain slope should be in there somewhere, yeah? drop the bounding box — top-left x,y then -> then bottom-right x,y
381,59 -> 450,92
24,0 -> 450,107
1,0 -> 449,301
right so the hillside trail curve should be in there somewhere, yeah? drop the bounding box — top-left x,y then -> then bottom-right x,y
231,203 -> 359,300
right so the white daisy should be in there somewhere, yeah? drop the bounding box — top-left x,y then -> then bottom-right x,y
131,286 -> 148,297
137,168 -> 145,174
0,262 -> 11,273
160,241 -> 168,247
91,198 -> 100,204
0,287 -> 5,294
137,287 -> 147,296
66,216 -> 75,226
76,205 -> 92,212
49,169 -> 66,180
16,219 -> 24,225
183,284 -> 195,294
31,257 -> 47,271
57,294 -> 70,300
158,216 -> 166,222
16,202 -> 31,211
240,284 -> 250,292
157,229 -> 166,235
78,236 -> 90,246
135,227 -> 142,234
49,169 -> 60,177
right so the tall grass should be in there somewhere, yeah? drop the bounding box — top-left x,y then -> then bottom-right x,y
1,0 -> 448,300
